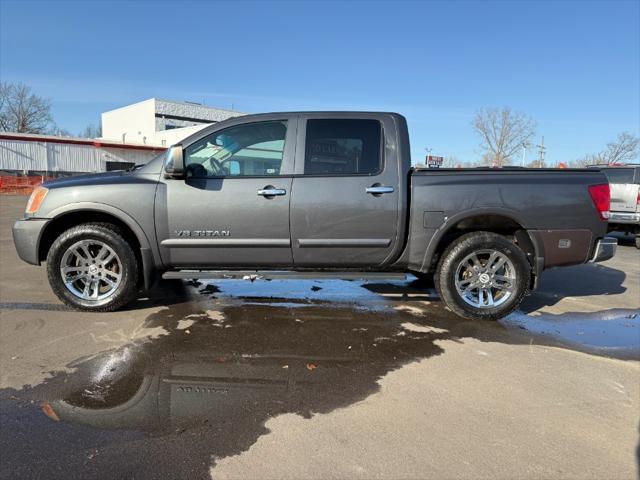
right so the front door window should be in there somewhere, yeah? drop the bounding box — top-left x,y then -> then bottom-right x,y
184,121 -> 288,178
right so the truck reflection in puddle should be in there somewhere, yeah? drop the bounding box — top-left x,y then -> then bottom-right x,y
43,300 -> 454,440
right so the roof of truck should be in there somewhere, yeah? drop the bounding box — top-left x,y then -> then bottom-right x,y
178,111 -> 406,146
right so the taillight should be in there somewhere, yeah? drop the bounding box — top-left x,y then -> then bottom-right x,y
588,184 -> 610,221
637,191 -> 640,205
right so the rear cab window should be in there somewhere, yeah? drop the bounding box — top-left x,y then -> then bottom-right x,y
304,119 -> 382,175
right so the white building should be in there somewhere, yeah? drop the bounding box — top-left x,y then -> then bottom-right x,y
0,132 -> 165,175
101,98 -> 243,147
0,98 -> 244,177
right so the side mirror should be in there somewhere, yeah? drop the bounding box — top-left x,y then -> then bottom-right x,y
164,146 -> 185,178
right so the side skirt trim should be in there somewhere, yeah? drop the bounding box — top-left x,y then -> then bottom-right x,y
162,270 -> 407,280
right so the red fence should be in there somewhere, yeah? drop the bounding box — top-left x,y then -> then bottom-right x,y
0,176 -> 55,195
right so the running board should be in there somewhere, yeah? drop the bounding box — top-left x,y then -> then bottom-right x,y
162,270 -> 407,281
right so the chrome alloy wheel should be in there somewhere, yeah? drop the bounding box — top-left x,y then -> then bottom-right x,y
454,249 -> 516,309
60,240 -> 122,301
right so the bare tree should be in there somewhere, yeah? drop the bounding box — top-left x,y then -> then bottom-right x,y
574,132 -> 639,166
472,107 -> 536,167
0,81 -> 55,134
78,123 -> 102,138
50,125 -> 72,137
443,155 -> 463,168
600,132 -> 639,164
572,154 -> 599,168
0,83 -> 8,123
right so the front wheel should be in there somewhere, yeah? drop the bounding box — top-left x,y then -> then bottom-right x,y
435,232 -> 530,320
46,223 -> 139,311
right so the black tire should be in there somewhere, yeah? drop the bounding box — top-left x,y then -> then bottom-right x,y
46,223 -> 139,312
435,231 -> 530,321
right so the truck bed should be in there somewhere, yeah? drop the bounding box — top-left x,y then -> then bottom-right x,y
398,166 -> 609,274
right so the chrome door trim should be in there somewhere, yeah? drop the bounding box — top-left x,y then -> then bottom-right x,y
161,238 -> 291,248
297,238 -> 392,248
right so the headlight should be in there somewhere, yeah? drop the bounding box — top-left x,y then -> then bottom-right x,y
26,186 -> 48,214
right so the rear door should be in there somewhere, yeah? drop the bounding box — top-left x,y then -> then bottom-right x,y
289,115 -> 401,267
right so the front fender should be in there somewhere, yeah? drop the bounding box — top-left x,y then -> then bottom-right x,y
46,202 -> 153,251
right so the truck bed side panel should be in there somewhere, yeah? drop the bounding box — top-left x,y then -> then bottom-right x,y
397,170 -> 608,273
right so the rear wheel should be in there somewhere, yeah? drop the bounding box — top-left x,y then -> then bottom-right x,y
47,223 -> 139,311
435,232 -> 530,320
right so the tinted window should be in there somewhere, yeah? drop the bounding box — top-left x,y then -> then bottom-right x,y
304,119 -> 381,175
602,168 -> 636,184
184,121 -> 287,178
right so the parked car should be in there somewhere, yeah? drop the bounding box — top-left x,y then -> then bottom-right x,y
13,112 -> 616,320
588,164 -> 640,249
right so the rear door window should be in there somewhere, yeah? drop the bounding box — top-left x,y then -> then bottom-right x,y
304,119 -> 382,175
602,168 -> 636,184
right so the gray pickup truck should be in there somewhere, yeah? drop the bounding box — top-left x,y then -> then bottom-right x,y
13,112 -> 616,320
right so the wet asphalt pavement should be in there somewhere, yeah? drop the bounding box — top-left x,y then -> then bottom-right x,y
0,195 -> 639,479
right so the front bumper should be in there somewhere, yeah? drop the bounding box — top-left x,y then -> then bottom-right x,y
590,237 -> 617,263
608,211 -> 640,225
12,218 -> 49,265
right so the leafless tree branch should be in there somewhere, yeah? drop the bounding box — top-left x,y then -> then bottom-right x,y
0,81 -> 55,134
472,107 -> 536,167
574,132 -> 639,166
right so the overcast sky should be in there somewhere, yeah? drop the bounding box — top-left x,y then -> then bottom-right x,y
1,0 -> 638,165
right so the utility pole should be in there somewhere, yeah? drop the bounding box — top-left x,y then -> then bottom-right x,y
521,141 -> 530,167
536,136 -> 546,168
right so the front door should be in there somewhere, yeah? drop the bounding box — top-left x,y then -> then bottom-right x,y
290,116 -> 400,267
156,118 -> 296,268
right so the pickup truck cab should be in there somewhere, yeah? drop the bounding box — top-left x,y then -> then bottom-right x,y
13,112 -> 616,320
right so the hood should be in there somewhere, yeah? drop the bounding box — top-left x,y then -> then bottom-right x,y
43,170 -> 127,189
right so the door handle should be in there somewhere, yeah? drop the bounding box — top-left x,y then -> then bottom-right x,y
257,187 -> 286,197
366,185 -> 394,195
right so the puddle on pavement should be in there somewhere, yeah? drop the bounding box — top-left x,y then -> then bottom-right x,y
1,278 -> 638,479
503,309 -> 639,353
201,278 -> 431,306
